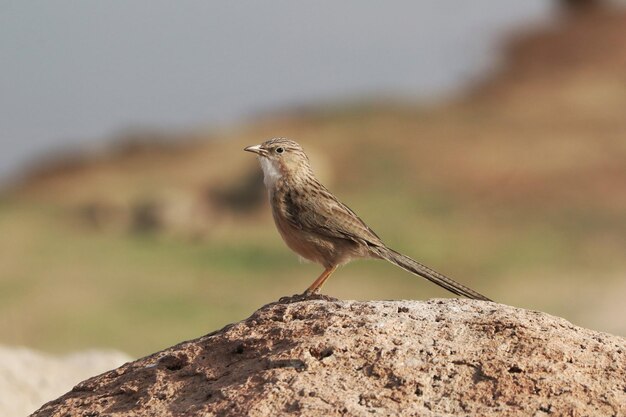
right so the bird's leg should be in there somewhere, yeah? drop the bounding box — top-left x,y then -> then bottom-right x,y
304,265 -> 338,295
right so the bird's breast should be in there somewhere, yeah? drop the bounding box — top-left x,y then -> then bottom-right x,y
269,187 -> 321,264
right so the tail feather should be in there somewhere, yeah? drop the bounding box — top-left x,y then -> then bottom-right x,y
374,247 -> 491,301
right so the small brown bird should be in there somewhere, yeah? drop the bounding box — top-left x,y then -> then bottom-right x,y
244,138 -> 491,301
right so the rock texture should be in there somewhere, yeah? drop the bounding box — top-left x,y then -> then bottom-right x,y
0,346 -> 131,417
32,297 -> 625,417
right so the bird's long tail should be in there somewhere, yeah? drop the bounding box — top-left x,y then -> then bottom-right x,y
372,246 -> 491,301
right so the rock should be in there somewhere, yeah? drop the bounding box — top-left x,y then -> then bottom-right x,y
0,346 -> 131,417
31,297 -> 625,417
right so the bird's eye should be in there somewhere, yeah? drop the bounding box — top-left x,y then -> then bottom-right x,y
275,147 -> 284,154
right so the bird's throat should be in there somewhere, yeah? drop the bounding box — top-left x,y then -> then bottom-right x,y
259,157 -> 282,188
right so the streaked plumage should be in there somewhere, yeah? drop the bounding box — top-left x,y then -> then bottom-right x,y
245,138 -> 491,301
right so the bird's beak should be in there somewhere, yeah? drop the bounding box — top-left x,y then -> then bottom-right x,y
244,144 -> 266,156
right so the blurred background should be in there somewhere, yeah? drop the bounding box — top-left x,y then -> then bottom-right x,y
1,0 -> 626,361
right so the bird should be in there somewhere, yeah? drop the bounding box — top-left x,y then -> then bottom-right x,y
244,138 -> 491,301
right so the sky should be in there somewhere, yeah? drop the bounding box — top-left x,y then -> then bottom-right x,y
0,1 -> 555,180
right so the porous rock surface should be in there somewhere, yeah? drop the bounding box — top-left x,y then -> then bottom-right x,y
32,296 -> 625,417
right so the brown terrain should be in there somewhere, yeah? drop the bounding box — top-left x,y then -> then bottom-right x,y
31,297 -> 626,417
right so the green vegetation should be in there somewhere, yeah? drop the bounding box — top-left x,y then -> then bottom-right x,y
2,158 -> 625,357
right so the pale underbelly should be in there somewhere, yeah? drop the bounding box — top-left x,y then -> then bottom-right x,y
272,211 -> 363,267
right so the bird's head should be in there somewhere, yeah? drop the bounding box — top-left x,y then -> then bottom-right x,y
244,138 -> 312,187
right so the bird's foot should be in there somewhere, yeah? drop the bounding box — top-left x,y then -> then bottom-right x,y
302,288 -> 318,297
277,291 -> 338,304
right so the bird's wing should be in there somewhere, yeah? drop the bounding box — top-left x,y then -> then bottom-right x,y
282,185 -> 384,247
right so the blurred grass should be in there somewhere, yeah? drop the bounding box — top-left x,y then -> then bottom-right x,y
1,161 -> 625,357
0,201 -> 304,354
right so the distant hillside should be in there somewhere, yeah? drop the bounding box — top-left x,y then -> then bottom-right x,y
10,9 -> 626,213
